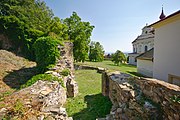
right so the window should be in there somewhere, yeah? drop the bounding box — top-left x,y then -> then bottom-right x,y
145,46 -> 148,52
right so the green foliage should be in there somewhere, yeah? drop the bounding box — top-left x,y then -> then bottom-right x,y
89,41 -> 104,62
112,50 -> 127,65
61,69 -> 70,76
0,1 -> 94,63
171,95 -> 180,103
63,12 -> 94,62
0,0 -> 66,59
21,74 -> 64,88
33,37 -> 61,72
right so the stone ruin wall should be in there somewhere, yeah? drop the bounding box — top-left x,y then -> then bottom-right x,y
47,42 -> 78,97
102,71 -> 180,120
0,42 -> 78,120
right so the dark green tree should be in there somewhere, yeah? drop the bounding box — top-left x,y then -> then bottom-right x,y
112,50 -> 126,65
63,12 -> 94,62
0,0 -> 56,59
89,41 -> 104,62
33,37 -> 61,72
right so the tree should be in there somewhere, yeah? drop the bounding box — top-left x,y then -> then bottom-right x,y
89,41 -> 104,62
33,37 -> 61,72
112,50 -> 126,65
63,12 -> 94,62
0,0 -> 56,59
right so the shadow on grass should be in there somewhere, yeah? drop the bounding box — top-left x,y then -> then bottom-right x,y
3,66 -> 39,89
72,93 -> 112,120
127,71 -> 145,77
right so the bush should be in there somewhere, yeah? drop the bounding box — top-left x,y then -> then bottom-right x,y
21,74 -> 64,88
33,37 -> 62,72
61,69 -> 70,76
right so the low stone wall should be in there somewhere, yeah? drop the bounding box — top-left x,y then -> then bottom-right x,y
102,71 -> 180,120
74,64 -> 106,73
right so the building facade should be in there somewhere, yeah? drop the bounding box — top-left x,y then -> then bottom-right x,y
128,25 -> 154,65
137,48 -> 154,77
150,10 -> 180,86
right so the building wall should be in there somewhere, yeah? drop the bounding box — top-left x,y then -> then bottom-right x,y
128,54 -> 139,65
137,59 -> 153,77
153,20 -> 180,85
133,38 -> 154,54
129,26 -> 154,66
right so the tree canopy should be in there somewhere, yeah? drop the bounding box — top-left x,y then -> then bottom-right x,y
89,41 -> 104,62
112,50 -> 126,65
0,0 -> 56,59
63,12 -> 94,62
0,0 -> 94,65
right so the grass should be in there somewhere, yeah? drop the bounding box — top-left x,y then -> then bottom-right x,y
76,60 -> 144,77
65,70 -> 112,120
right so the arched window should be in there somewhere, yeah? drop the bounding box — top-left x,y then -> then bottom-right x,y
145,46 -> 148,52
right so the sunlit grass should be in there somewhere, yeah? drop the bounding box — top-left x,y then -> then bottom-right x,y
76,60 -> 143,77
65,70 -> 112,120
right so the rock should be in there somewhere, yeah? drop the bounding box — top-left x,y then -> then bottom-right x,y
51,71 -> 61,77
143,101 -> 155,111
129,90 -> 135,98
68,117 -> 73,120
38,115 -> 44,120
117,108 -> 122,113
97,67 -> 106,73
0,108 -> 7,119
45,116 -> 55,120
174,114 -> 179,120
66,78 -> 78,97
40,88 -> 53,96
27,115 -> 38,120
168,115 -> 174,120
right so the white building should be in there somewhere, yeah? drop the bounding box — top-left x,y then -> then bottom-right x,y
128,25 -> 154,66
150,10 -> 180,86
137,48 -> 154,77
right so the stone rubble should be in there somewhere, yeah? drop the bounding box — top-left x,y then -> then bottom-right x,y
0,42 -> 78,120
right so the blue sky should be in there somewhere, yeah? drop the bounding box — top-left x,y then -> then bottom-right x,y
44,0 -> 180,53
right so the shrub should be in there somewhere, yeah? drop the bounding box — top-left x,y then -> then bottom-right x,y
21,74 -> 64,88
61,69 -> 70,76
33,36 -> 62,72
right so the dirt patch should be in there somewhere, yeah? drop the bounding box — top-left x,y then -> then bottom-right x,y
0,50 -> 37,102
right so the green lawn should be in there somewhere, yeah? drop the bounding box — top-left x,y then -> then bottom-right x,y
65,70 -> 112,120
65,61 -> 142,120
76,60 -> 143,77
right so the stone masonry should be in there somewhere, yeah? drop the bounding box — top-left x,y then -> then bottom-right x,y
102,71 -> 180,120
46,42 -> 78,97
